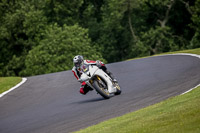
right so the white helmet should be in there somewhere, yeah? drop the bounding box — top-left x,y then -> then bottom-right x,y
73,55 -> 84,68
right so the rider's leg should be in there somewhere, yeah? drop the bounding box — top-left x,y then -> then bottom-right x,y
79,82 -> 93,95
100,66 -> 117,82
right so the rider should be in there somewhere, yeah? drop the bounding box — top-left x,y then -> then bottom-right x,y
72,55 -> 117,95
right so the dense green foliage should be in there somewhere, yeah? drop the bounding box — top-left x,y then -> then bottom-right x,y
0,0 -> 199,76
21,24 -> 105,76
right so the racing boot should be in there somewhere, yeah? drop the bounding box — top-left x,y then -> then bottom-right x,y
106,70 -> 118,83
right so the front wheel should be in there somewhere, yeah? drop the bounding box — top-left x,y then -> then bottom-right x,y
114,82 -> 121,95
93,78 -> 110,99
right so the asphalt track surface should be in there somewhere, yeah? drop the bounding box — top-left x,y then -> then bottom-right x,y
1,55 -> 200,133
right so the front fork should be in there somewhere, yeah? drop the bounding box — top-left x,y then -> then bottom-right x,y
96,75 -> 107,88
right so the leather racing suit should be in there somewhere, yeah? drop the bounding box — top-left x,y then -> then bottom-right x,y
72,60 -> 115,95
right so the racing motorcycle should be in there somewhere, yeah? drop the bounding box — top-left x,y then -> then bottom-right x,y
79,64 -> 121,99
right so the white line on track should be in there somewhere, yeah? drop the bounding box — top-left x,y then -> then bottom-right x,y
0,78 -> 27,98
159,53 -> 200,95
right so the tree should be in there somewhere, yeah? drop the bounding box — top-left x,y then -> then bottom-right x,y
0,0 -> 47,76
20,24 -> 105,76
0,0 -> 198,76
94,0 -> 143,62
44,0 -> 83,26
189,0 -> 200,48
138,0 -> 195,55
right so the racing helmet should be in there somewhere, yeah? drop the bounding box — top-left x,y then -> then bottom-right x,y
73,55 -> 84,68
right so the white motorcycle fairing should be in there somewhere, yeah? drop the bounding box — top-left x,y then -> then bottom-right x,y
80,65 -> 117,94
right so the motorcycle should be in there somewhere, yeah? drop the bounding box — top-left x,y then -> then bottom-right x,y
79,64 -> 121,99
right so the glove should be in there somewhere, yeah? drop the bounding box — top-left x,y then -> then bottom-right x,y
78,79 -> 83,82
96,60 -> 102,68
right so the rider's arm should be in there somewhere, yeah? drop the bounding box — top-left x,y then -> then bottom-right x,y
96,60 -> 105,67
72,66 -> 86,85
72,66 -> 80,80
85,60 -> 105,67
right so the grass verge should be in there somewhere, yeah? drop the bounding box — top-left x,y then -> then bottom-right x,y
163,48 -> 200,55
75,48 -> 200,133
0,77 -> 22,94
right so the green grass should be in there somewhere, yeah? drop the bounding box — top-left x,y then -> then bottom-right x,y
128,48 -> 200,61
76,87 -> 200,133
0,77 -> 22,94
75,48 -> 200,133
163,48 -> 200,55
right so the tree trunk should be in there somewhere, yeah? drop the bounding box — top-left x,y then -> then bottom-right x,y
179,0 -> 193,15
158,0 -> 176,28
152,0 -> 176,55
127,0 -> 138,42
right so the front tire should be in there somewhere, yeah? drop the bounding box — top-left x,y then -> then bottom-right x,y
93,79 -> 110,99
114,82 -> 121,95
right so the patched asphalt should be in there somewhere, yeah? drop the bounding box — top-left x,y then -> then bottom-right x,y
0,55 -> 200,133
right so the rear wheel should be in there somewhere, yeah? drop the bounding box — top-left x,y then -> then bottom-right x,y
93,76 -> 110,99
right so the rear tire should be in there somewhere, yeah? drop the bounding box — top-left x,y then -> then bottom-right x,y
93,79 -> 110,99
